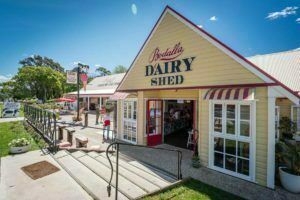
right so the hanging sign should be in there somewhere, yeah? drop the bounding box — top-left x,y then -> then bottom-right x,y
145,42 -> 196,86
80,73 -> 88,91
66,71 -> 77,84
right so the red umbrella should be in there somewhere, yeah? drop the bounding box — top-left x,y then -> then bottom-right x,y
55,98 -> 75,103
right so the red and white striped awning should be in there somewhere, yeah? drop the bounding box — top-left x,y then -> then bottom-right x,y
204,88 -> 254,100
110,92 -> 129,100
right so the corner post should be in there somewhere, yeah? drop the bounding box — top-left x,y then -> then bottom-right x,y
267,86 -> 276,189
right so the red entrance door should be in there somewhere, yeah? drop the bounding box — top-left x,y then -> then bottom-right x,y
146,100 -> 163,146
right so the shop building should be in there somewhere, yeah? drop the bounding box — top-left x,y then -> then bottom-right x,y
67,73 -> 125,110
113,6 -> 300,189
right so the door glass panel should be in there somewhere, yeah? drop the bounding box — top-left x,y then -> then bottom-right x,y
238,141 -> 250,158
214,152 -> 224,168
214,104 -> 222,133
214,137 -> 224,152
240,105 -> 250,120
240,121 -> 250,137
214,104 -> 222,118
238,158 -> 249,175
148,100 -> 162,135
226,105 -> 235,135
225,139 -> 236,156
214,118 -> 222,133
225,155 -> 236,172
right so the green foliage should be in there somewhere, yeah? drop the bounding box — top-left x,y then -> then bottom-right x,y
112,65 -> 127,74
96,66 -> 111,76
19,55 -> 64,72
0,121 -> 43,157
277,141 -> 300,175
11,66 -> 65,101
279,117 -> 297,139
143,178 -> 243,200
8,138 -> 30,147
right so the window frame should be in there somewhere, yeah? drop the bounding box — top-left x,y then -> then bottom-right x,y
291,105 -> 300,133
209,100 -> 256,182
122,99 -> 138,144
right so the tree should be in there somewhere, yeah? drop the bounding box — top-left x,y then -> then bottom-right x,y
96,66 -> 111,76
19,55 -> 64,72
12,66 -> 65,101
112,65 -> 127,74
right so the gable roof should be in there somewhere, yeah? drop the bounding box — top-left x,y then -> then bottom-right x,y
68,73 -> 125,96
247,49 -> 300,92
87,73 -> 125,90
117,6 -> 300,101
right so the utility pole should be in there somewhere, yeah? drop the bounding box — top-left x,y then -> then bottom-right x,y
77,66 -> 80,121
76,63 -> 89,121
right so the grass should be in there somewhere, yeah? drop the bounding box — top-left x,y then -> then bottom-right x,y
0,102 -> 24,117
143,178 -> 244,200
0,121 -> 45,157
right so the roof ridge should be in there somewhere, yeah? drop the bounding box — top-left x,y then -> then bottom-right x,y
247,48 -> 300,59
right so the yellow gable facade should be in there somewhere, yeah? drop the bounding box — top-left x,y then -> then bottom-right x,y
114,7 -> 292,190
118,12 -> 265,91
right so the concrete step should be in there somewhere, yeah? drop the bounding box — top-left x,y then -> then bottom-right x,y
90,152 -> 174,189
71,151 -> 147,199
55,151 -> 127,200
86,152 -> 161,193
99,152 -> 177,183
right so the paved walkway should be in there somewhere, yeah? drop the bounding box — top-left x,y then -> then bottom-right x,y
0,117 -> 24,123
119,144 -> 300,200
0,150 -> 92,200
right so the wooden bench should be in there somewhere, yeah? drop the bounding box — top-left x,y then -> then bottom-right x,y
65,128 -> 75,145
75,135 -> 88,148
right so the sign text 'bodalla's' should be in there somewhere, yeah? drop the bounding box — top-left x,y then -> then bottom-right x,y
145,43 -> 196,86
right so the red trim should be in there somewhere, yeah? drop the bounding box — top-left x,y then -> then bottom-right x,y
146,100 -> 163,146
209,89 -> 217,99
234,88 -> 240,99
118,83 -> 278,92
116,7 -> 169,92
243,88 -> 250,99
217,89 -> 224,99
116,5 -> 300,100
225,88 -> 232,99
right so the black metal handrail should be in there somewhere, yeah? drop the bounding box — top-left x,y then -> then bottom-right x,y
24,104 -> 57,152
106,142 -> 182,199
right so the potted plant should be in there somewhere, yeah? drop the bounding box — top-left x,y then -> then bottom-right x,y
279,117 -> 297,140
9,138 -> 31,154
277,141 -> 300,193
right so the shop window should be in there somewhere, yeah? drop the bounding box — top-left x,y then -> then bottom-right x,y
291,106 -> 300,133
122,100 -> 137,143
275,106 -> 280,141
211,102 -> 253,179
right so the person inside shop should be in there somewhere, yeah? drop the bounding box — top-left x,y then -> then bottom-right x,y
102,111 -> 111,142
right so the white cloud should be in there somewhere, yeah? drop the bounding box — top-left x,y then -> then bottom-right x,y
296,18 -> 300,23
0,74 -> 12,83
266,6 -> 298,20
197,25 -> 203,28
131,4 -> 137,15
209,16 -> 217,21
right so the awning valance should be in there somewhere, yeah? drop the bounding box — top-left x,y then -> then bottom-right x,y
203,88 -> 254,101
110,92 -> 129,100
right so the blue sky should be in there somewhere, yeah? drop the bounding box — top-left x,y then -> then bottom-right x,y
0,0 -> 299,82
